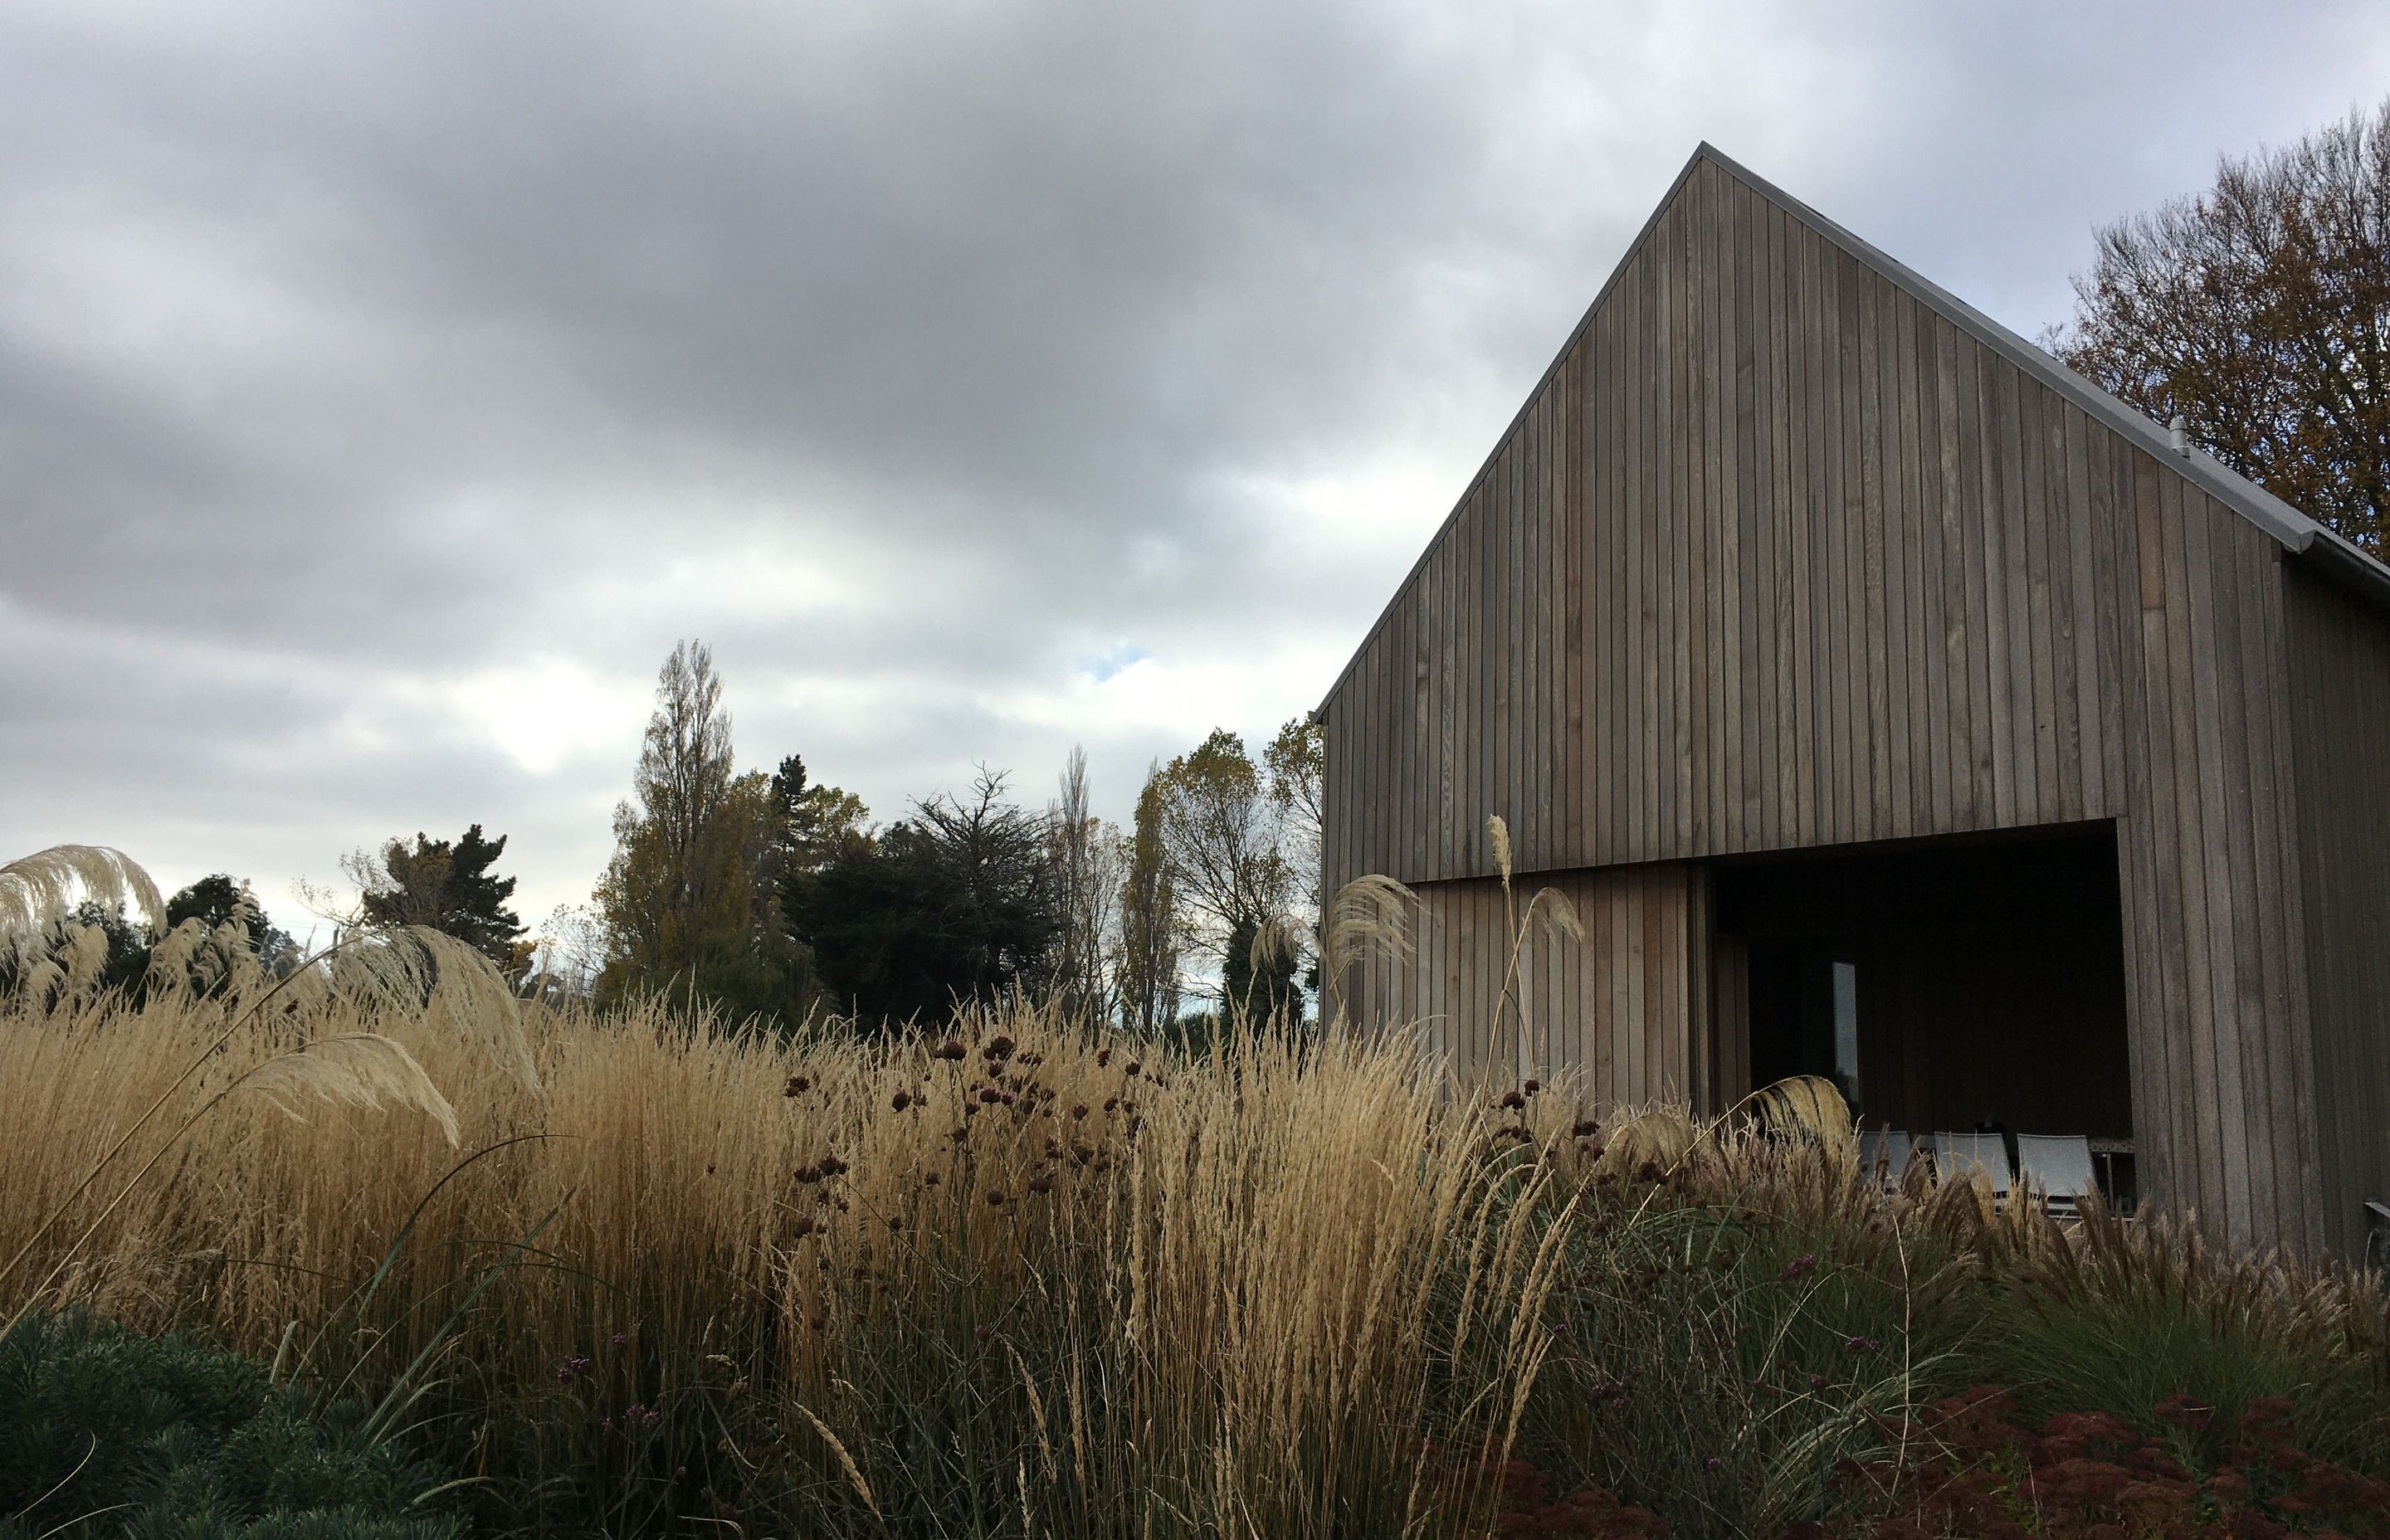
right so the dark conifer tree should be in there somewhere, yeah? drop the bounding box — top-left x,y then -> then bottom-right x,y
361,826 -> 526,971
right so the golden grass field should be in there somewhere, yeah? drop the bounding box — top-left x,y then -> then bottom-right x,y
3,916 -> 2388,1535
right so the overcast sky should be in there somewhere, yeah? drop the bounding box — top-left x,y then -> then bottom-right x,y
4,0 -> 2385,943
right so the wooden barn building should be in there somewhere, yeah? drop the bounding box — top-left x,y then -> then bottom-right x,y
1316,145 -> 2390,1257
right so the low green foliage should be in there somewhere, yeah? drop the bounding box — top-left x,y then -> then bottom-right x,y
0,1311 -> 461,1540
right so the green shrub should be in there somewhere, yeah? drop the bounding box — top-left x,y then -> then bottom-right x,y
0,1310 -> 461,1540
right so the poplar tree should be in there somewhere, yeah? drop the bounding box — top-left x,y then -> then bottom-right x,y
1115,763 -> 1180,1035
594,641 -> 781,1005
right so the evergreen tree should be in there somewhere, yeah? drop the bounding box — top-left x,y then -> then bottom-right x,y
165,874 -> 293,962
788,770 -> 1061,1031
1221,911 -> 1300,1029
358,826 -> 526,971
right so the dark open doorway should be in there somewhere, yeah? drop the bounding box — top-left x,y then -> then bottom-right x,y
1710,823 -> 2135,1201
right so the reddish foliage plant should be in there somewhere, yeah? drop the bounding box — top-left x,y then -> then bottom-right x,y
1830,1387 -> 2390,1539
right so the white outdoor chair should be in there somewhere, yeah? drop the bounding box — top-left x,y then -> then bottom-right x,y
2016,1134 -> 2100,1217
1933,1131 -> 2012,1197
1858,1130 -> 1914,1188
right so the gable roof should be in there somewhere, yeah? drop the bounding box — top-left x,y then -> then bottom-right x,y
1319,143 -> 2390,716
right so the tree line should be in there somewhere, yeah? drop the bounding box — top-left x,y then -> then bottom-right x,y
544,640 -> 1324,1036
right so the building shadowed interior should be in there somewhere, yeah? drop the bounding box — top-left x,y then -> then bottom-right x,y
1713,823 -> 2134,1200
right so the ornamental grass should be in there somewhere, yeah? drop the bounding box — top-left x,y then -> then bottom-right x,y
3,974 -> 2387,1536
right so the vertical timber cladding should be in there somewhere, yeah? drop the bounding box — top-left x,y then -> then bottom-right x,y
1318,147 -> 2339,1253
2281,564 -> 2390,1259
1334,865 -> 1715,1110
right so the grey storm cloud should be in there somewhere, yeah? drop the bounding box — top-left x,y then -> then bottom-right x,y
4,0 -> 2386,934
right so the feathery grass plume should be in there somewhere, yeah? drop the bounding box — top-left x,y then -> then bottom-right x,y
1517,885 -> 1585,948
55,924 -> 111,995
1592,1105 -> 1700,1181
142,917 -> 209,995
237,1033 -> 461,1147
143,914 -> 271,1004
0,846 -> 165,945
1317,874 -> 1419,1030
1748,1075 -> 1859,1168
1246,909 -> 1313,979
334,927 -> 539,1093
797,1403 -> 879,1518
1480,811 -> 1583,1084
11,956 -> 66,1008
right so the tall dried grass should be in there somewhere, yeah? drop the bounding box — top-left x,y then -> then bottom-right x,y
0,985 -> 1592,1533
2,904 -> 2386,1533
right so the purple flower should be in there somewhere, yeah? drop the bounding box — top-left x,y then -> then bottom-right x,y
1778,1252 -> 1817,1283
557,1354 -> 593,1384
609,1333 -> 628,1350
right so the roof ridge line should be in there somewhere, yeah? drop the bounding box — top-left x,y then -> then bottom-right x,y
1696,143 -> 2389,586
1318,143 -> 2390,716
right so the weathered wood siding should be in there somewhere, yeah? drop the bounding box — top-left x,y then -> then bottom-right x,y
2281,564 -> 2390,1257
1341,863 -> 1712,1109
1319,150 -> 2338,1252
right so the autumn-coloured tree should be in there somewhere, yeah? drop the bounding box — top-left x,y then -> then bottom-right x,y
594,641 -> 797,1016
1147,720 -> 1324,1019
768,754 -> 872,880
1265,715 -> 1323,915
1149,730 -> 1291,970
2051,98 -> 2389,553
